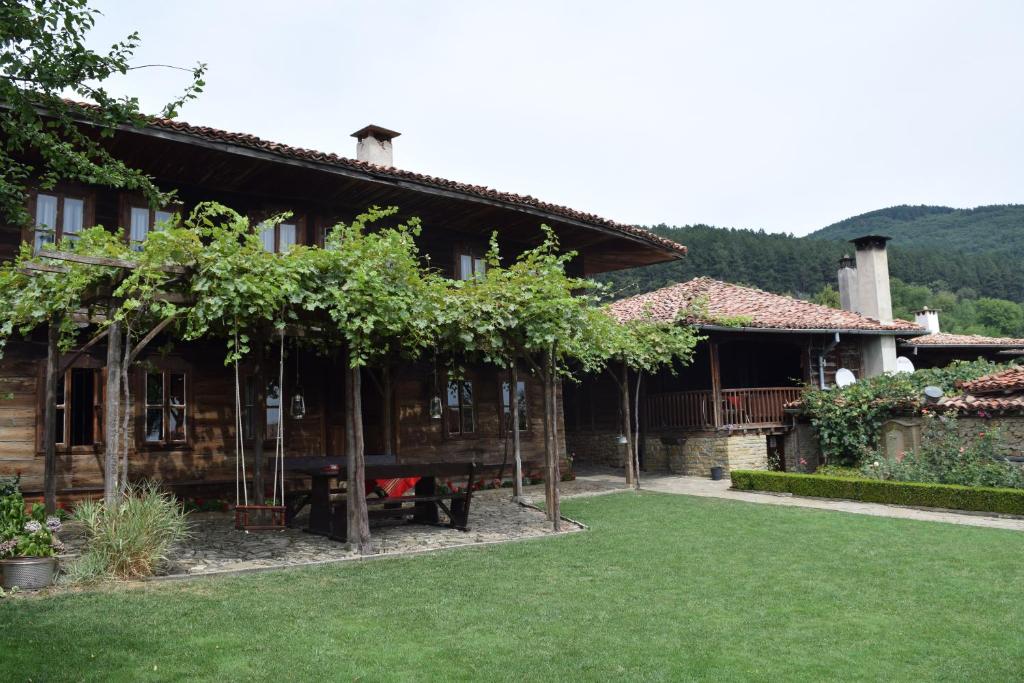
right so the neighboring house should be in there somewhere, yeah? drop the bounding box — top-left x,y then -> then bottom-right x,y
564,236 -> 926,476
898,309 -> 1024,368
881,366 -> 1024,461
0,115 -> 685,497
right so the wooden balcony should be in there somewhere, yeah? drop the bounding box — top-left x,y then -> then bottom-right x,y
644,387 -> 803,431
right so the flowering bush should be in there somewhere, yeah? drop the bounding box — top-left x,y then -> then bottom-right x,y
800,359 -> 1019,466
861,413 -> 1024,489
0,477 -> 63,559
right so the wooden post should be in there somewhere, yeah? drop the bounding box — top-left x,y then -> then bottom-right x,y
119,329 -> 133,496
710,341 -> 722,428
382,365 -> 394,457
620,360 -> 635,488
103,320 -> 123,504
511,362 -> 523,501
42,316 -> 61,514
346,354 -> 371,553
543,348 -> 561,530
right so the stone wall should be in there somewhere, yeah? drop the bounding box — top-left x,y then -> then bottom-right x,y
643,433 -> 768,476
879,415 -> 1024,461
566,430 -> 627,469
783,422 -> 823,472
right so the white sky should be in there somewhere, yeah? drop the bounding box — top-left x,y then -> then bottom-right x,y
88,0 -> 1024,235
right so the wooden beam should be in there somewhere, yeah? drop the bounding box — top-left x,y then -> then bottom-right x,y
36,249 -> 190,275
128,314 -> 178,364
151,292 -> 195,305
19,262 -> 69,275
59,327 -> 111,373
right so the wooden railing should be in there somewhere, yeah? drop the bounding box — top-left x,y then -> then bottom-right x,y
644,390 -> 715,430
645,387 -> 802,430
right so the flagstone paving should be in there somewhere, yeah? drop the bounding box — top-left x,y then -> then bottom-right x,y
59,488 -> 583,577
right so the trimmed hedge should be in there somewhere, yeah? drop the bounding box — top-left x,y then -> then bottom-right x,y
730,470 -> 1024,516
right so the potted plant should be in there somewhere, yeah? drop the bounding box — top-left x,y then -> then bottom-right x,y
0,476 -> 63,590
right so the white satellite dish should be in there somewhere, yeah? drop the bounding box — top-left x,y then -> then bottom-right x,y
896,356 -> 915,374
835,368 -> 856,388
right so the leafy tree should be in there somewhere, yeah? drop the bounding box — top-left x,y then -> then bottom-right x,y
0,0 -> 207,225
811,284 -> 840,309
320,207 -> 446,553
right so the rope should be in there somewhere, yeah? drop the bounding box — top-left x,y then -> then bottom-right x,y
272,327 -> 285,507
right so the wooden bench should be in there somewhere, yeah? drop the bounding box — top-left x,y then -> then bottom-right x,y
329,462 -> 477,543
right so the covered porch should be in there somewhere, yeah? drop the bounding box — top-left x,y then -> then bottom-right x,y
642,336 -> 806,432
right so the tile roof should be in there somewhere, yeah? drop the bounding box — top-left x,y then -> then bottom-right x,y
606,277 -> 925,332
957,366 -> 1024,395
903,332 -> 1024,348
938,394 -> 1024,415
71,101 -> 687,258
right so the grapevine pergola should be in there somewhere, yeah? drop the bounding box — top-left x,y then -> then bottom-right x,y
1,204 -> 701,551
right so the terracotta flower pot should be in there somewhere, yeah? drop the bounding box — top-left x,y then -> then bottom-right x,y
1,556 -> 57,590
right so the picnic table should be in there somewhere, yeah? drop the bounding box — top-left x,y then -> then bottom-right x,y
280,456 -> 478,541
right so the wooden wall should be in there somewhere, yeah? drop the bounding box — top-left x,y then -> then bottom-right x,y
0,340 -> 563,496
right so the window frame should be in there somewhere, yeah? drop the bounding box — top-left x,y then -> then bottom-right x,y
253,212 -> 306,253
143,369 -> 189,446
26,186 -> 95,253
242,374 -> 282,443
445,376 -> 476,437
37,357 -> 103,455
456,251 -> 487,281
121,195 -> 178,250
501,378 -> 529,434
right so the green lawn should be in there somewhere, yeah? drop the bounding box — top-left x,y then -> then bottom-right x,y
3,492 -> 1024,681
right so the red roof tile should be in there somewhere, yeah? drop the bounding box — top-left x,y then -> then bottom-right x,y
69,101 -> 686,258
903,332 -> 1024,348
606,277 -> 925,332
958,366 -> 1024,395
938,394 -> 1024,415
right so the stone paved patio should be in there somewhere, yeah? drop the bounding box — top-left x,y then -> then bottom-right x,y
60,487 -> 584,577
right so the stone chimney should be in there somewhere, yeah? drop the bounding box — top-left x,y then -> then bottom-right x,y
851,235 -> 897,376
351,124 -> 401,167
837,254 -> 859,313
915,307 -> 940,334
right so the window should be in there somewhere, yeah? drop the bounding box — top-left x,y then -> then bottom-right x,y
145,371 -> 187,444
50,368 -> 101,447
33,192 -> 87,252
446,379 -> 475,435
259,220 -> 298,253
457,253 -> 486,280
502,380 -> 528,432
128,205 -> 175,250
243,377 -> 281,440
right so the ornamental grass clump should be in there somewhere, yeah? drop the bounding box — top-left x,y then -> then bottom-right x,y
66,482 -> 190,582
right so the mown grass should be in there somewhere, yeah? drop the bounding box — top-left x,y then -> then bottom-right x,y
2,492 -> 1023,681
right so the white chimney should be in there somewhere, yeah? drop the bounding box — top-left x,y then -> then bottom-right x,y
837,254 -> 859,313
351,124 -> 401,167
915,307 -> 940,334
851,235 -> 897,377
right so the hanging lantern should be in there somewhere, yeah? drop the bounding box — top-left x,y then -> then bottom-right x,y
429,395 -> 443,420
290,393 -> 306,419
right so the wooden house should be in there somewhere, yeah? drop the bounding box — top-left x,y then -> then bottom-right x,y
0,116 -> 686,498
566,238 -> 928,476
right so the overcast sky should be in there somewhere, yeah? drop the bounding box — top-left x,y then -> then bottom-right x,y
88,0 -> 1024,235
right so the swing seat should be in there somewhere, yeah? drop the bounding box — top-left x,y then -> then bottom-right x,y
234,504 -> 287,531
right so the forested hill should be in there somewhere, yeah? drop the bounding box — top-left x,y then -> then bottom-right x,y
808,204 -> 1024,254
598,224 -> 1024,304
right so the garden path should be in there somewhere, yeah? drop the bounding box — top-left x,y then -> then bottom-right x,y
566,466 -> 1024,532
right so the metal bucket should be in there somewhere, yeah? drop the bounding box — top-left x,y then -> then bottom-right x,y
1,556 -> 57,590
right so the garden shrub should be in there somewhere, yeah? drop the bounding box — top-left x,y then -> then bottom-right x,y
800,358 -> 1018,465
861,412 -> 1024,489
730,470 -> 1024,515
65,482 -> 190,582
